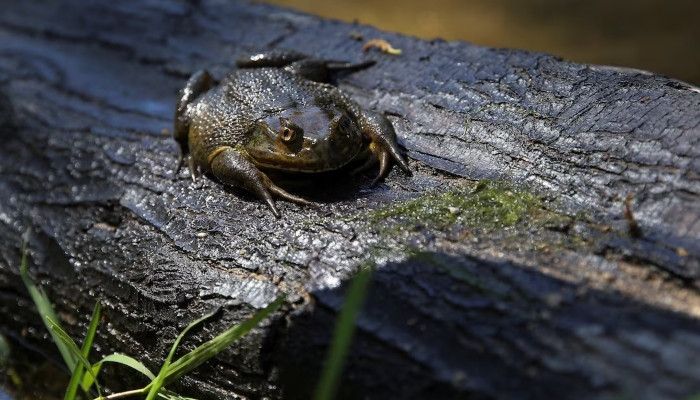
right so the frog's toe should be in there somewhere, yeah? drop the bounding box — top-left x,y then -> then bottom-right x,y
174,152 -> 201,182
379,141 -> 411,176
366,141 -> 412,186
251,184 -> 280,218
244,174 -> 282,218
394,153 -> 412,176
266,179 -> 311,206
371,150 -> 392,187
262,195 -> 281,218
187,157 -> 202,183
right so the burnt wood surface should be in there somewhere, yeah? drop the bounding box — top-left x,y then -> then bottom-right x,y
1,1 -> 699,399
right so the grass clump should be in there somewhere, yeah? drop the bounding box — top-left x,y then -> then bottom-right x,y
18,229 -> 367,400
18,231 -> 283,400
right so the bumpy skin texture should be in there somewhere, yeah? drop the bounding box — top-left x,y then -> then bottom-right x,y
174,54 -> 411,217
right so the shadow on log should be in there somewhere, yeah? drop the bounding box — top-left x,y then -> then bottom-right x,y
278,253 -> 700,400
0,1 -> 699,399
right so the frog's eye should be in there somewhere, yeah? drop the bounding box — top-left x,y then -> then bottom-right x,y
278,117 -> 301,143
280,126 -> 296,142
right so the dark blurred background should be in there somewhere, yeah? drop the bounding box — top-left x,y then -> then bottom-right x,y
264,0 -> 700,85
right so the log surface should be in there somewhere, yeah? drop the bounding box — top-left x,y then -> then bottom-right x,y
0,1 -> 699,399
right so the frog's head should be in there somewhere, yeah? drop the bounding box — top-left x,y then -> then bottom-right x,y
246,106 -> 363,172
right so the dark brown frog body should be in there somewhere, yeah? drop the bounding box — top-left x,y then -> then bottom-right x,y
174,52 -> 411,217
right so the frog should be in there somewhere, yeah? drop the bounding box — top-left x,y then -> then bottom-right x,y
174,51 -> 411,218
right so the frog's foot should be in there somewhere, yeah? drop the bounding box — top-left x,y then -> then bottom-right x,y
174,152 -> 203,184
368,142 -> 407,187
284,59 -> 375,83
236,50 -> 374,71
358,111 -> 412,185
370,143 -> 394,187
350,141 -> 410,186
264,176 -> 311,206
210,147 -> 309,218
187,157 -> 202,184
236,50 -> 375,83
235,50 -> 307,68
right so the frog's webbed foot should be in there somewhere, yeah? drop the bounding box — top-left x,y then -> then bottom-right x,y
284,59 -> 375,83
174,151 -> 202,184
210,147 -> 309,218
370,144 -> 394,187
187,157 -> 202,184
266,181 -> 311,206
236,50 -> 375,83
351,143 -> 402,187
235,50 -> 307,68
359,111 -> 412,186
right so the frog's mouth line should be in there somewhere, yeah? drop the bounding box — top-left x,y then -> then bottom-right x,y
251,146 -> 362,173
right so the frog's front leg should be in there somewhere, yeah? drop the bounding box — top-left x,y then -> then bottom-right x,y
209,147 -> 310,218
174,70 -> 213,178
357,111 -> 412,185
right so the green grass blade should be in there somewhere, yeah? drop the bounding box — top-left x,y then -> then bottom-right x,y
65,362 -> 85,400
81,353 -> 154,398
313,267 -> 372,400
64,301 -> 102,400
145,310 -> 218,400
45,316 -> 102,399
167,312 -> 218,369
157,389 -> 198,400
80,363 -> 101,392
82,301 -> 102,357
20,238 -> 77,371
96,353 -> 157,380
161,296 -> 285,387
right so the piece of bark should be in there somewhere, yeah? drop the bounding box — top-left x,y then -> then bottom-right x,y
0,1 -> 699,399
